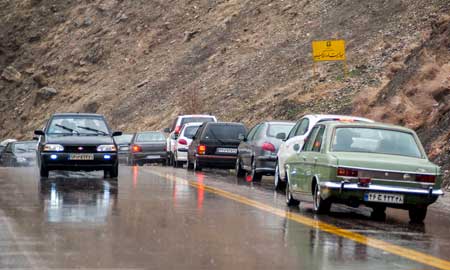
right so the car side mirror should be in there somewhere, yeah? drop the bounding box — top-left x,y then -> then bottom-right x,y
34,130 -> 45,136
293,144 -> 300,152
163,127 -> 171,133
238,134 -> 246,141
112,131 -> 123,137
276,132 -> 286,140
191,136 -> 196,140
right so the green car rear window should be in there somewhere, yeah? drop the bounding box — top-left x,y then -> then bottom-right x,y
331,127 -> 422,158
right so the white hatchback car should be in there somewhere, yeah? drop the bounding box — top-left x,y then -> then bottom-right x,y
172,122 -> 202,167
274,114 -> 373,190
164,114 -> 217,166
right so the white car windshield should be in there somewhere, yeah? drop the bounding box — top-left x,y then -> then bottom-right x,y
331,127 -> 422,158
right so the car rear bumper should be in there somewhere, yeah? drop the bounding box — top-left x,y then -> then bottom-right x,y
196,154 -> 236,168
118,152 -> 129,164
132,152 -> 168,162
175,150 -> 187,161
255,156 -> 277,174
41,153 -> 117,171
320,181 -> 443,207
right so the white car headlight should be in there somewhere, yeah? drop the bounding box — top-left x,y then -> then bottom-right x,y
43,144 -> 64,152
97,144 -> 116,152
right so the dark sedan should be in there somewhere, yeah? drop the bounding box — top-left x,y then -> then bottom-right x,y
236,121 -> 294,181
129,131 -> 168,166
0,141 -> 37,167
187,122 -> 247,171
35,113 -> 122,178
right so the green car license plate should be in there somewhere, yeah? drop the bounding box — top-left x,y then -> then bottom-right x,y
364,192 -> 404,204
69,154 -> 94,161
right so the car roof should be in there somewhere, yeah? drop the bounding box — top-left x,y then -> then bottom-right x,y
136,131 -> 164,134
52,113 -> 104,117
178,114 -> 215,118
319,121 -> 415,133
207,121 -> 244,125
266,121 -> 295,125
304,114 -> 373,122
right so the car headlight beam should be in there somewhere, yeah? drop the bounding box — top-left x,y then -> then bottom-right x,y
97,144 -> 116,152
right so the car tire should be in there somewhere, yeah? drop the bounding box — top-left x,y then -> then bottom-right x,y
39,164 -> 49,178
194,159 -> 202,171
187,161 -> 194,170
409,206 -> 427,223
249,158 -> 262,182
371,206 -> 387,221
286,175 -> 300,207
109,164 -> 119,178
235,157 -> 245,178
274,162 -> 286,191
313,182 -> 331,214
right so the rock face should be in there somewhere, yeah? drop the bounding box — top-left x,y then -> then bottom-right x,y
1,66 -> 22,82
36,87 -> 58,99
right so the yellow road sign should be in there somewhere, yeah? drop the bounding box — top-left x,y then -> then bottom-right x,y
312,40 -> 346,61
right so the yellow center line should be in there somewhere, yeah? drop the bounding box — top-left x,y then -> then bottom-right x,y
144,168 -> 450,270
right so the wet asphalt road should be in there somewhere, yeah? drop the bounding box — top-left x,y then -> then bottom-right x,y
0,166 -> 449,269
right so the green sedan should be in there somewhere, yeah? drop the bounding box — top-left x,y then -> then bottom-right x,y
284,121 -> 443,223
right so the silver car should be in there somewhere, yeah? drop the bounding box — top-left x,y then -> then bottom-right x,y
236,121 -> 295,181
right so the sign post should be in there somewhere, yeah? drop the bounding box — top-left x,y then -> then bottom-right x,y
312,39 -> 347,78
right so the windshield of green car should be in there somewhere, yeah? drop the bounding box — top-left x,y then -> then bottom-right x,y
47,116 -> 109,136
331,127 -> 422,158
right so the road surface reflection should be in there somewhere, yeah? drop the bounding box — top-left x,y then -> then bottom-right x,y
39,173 -> 118,224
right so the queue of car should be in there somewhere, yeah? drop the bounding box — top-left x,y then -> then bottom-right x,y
0,111 -> 444,223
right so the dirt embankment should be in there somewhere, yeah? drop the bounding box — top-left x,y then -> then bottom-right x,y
0,0 -> 449,186
354,16 -> 450,189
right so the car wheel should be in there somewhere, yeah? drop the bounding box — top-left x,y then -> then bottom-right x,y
274,162 -> 286,191
371,206 -> 386,221
109,164 -> 119,178
249,158 -> 262,182
235,157 -> 245,178
286,175 -> 300,207
39,164 -> 49,178
186,156 -> 194,170
313,182 -> 331,214
194,158 -> 202,171
409,206 -> 427,223
172,157 -> 177,168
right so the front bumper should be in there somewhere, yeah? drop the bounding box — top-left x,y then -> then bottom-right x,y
320,181 -> 443,208
41,152 -> 117,171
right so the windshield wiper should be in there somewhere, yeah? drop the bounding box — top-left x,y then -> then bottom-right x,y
77,126 -> 108,136
55,124 -> 79,135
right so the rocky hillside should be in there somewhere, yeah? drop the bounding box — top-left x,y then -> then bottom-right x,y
0,0 -> 449,187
